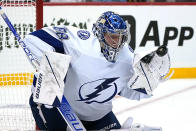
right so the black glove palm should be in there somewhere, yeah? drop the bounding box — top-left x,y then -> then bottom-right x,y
141,45 -> 168,64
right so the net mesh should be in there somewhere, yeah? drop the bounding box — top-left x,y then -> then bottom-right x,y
0,0 -> 36,130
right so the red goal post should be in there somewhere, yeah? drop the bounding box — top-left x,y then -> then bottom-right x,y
0,0 -> 43,29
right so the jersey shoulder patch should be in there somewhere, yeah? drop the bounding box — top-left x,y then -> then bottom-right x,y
77,30 -> 90,40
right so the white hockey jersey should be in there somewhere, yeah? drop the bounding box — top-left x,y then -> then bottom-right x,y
23,25 -> 150,121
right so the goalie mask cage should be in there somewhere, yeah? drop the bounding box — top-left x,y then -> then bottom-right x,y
0,0 -> 43,130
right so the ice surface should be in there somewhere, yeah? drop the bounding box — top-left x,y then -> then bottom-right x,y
113,79 -> 196,131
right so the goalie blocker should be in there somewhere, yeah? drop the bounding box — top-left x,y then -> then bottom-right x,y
128,45 -> 173,95
33,51 -> 71,106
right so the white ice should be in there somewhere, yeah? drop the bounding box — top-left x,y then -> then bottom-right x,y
113,79 -> 196,131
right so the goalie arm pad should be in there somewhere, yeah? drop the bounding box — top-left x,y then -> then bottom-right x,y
127,46 -> 173,95
33,51 -> 71,107
23,35 -> 56,65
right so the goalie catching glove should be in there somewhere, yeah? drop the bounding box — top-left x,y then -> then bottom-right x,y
33,51 -> 71,107
128,45 -> 174,95
141,45 -> 168,64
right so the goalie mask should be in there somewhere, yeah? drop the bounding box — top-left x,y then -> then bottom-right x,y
92,11 -> 128,62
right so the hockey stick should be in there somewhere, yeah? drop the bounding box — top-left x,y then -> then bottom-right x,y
0,7 -> 39,69
0,7 -> 86,131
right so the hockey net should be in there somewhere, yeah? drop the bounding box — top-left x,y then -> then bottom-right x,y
0,0 -> 43,130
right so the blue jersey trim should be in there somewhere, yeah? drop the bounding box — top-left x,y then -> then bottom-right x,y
32,75 -> 37,87
30,30 -> 64,54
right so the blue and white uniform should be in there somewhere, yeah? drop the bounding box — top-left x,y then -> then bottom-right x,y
24,25 -> 149,128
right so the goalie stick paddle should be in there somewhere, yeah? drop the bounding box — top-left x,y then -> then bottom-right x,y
0,7 -> 86,131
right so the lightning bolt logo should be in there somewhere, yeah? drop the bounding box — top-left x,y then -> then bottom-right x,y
78,77 -> 119,104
